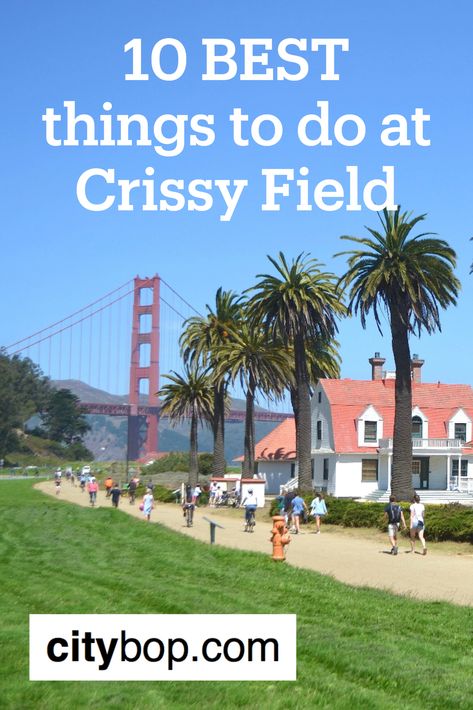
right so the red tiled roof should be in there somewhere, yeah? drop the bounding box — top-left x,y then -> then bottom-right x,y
321,379 -> 473,453
234,418 -> 296,462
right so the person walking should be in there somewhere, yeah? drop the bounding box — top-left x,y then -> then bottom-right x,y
128,476 -> 138,504
409,494 -> 427,555
110,482 -> 121,508
104,476 -> 113,498
87,477 -> 99,507
310,492 -> 328,534
291,493 -> 308,535
384,495 -> 407,555
192,484 -> 202,506
142,488 -> 154,522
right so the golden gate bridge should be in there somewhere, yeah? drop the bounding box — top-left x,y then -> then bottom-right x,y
5,275 -> 293,459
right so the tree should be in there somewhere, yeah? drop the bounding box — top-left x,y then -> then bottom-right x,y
247,253 -> 344,491
158,365 -> 213,487
180,288 -> 242,476
0,351 -> 51,458
43,389 -> 90,445
288,337 -> 341,434
215,319 -> 292,477
337,208 -> 460,500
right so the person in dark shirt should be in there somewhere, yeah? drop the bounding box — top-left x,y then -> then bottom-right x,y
384,495 -> 407,555
128,477 -> 138,504
110,482 -> 122,508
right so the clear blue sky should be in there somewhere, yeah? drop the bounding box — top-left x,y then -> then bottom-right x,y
1,0 -> 472,389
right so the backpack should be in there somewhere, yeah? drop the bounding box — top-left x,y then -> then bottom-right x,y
390,504 -> 401,524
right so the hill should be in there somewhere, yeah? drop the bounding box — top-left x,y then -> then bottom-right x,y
52,380 -> 281,462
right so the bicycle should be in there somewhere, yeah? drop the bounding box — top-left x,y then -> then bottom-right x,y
244,506 -> 256,533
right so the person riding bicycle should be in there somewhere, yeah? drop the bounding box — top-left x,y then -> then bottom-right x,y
242,488 -> 258,530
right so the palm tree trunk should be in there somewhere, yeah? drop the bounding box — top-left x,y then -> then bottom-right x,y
294,334 -> 312,492
189,410 -> 198,488
390,303 -> 414,501
212,382 -> 226,476
242,373 -> 256,477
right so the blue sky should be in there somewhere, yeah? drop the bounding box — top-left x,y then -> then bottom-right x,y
1,0 -> 472,391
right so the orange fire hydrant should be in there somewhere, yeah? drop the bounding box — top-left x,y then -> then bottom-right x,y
270,515 -> 291,561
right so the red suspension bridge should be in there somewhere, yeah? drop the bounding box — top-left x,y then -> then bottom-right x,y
5,275 -> 293,459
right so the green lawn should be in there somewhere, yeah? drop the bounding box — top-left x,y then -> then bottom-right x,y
1,481 -> 473,709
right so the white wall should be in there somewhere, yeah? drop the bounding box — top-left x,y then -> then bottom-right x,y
428,457 -> 447,490
311,385 -> 335,452
334,456 -> 379,497
256,461 -> 294,495
312,453 -> 335,495
378,455 -> 390,490
240,480 -> 265,507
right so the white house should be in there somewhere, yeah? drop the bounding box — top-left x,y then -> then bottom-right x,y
249,353 -> 473,499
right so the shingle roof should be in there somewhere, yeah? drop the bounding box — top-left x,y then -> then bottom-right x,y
320,379 -> 473,453
234,417 -> 296,462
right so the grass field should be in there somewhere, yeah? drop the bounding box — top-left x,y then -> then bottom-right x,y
1,482 -> 473,709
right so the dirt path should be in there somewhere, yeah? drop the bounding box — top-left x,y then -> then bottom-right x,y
37,481 -> 473,607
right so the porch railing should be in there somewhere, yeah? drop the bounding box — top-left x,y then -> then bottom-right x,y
379,438 -> 463,450
449,476 -> 473,493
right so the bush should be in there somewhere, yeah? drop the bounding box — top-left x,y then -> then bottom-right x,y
269,494 -> 473,544
144,452 -> 215,476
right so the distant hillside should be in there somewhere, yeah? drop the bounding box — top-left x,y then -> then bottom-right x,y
52,379 -> 267,412
52,380 -> 281,462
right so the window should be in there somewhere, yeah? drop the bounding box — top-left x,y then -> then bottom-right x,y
412,416 -> 423,439
364,421 -> 377,442
361,459 -> 378,482
290,463 -> 296,478
452,460 -> 468,477
455,423 -> 467,442
323,458 -> 329,481
317,420 -> 322,441
311,459 -> 315,480
318,392 -> 322,403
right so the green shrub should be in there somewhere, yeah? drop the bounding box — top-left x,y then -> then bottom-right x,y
144,452 -> 215,476
268,493 -> 473,544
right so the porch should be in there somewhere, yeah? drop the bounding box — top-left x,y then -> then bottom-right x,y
377,439 -> 472,493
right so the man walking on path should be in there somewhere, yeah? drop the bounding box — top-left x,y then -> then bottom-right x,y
384,495 -> 407,555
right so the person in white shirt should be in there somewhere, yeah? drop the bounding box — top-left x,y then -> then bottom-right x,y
409,494 -> 427,555
241,489 -> 258,530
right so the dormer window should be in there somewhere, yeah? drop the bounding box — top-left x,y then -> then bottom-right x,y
357,405 -> 383,448
364,421 -> 377,442
455,423 -> 467,442
412,416 -> 423,439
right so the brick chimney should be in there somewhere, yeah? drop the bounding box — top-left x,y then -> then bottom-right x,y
411,353 -> 424,383
369,352 -> 386,381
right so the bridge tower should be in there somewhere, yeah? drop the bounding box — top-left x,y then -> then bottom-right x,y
128,275 -> 160,459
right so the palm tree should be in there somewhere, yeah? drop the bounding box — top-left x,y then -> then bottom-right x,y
180,288 -> 243,476
215,319 -> 292,477
337,208 -> 460,500
158,365 -> 213,487
247,253 -> 344,491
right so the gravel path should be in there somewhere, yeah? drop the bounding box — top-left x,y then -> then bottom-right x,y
37,481 -> 473,607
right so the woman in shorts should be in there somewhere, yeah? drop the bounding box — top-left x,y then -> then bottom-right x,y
409,494 -> 427,555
